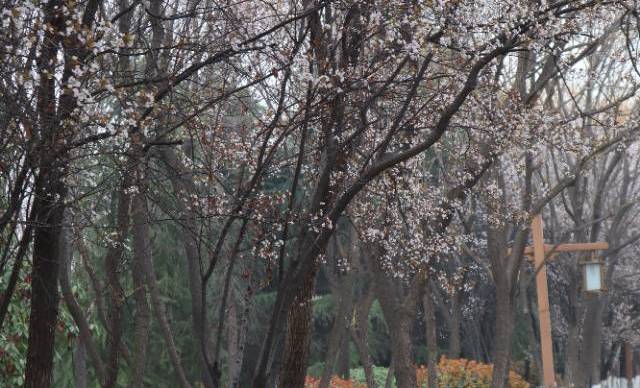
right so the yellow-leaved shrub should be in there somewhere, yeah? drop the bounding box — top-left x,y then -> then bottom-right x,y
306,357 -> 530,388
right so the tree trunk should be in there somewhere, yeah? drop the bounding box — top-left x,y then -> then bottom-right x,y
134,193 -> 192,388
448,289 -> 462,359
25,177 -> 65,388
350,287 -> 377,388
423,281 -> 438,388
230,282 -> 251,388
74,334 -> 89,388
24,0 -> 66,383
491,278 -> 515,388
370,251 -> 417,388
279,267 -> 318,387
564,265 -> 581,386
60,221 -> 106,384
376,288 -> 417,388
522,276 -> 542,385
319,275 -> 353,388
103,184 -> 132,388
337,334 -> 351,379
129,190 -> 151,388
385,363 -> 395,388
579,295 -> 605,387
160,148 -> 214,388
227,289 -> 240,387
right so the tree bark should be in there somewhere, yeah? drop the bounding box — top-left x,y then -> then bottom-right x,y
24,0 -> 66,386
319,277 -> 353,388
60,221 -> 106,384
227,290 -> 240,387
578,294 -> 605,387
564,266 -> 581,386
230,282 -> 251,387
350,286 -> 377,388
103,184 -> 132,388
279,267 -> 318,387
24,175 -> 65,388
74,334 -> 89,388
371,260 -> 417,388
491,276 -> 515,388
337,333 -> 351,379
423,280 -> 438,388
448,289 -> 462,359
129,189 -> 151,388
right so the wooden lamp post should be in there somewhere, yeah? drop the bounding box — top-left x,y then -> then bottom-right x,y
522,215 -> 608,387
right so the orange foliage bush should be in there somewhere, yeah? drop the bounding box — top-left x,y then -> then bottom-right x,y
306,357 -> 529,388
432,357 -> 530,388
304,375 -> 366,388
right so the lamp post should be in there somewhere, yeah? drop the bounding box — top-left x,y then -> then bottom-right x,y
581,252 -> 606,292
523,215 -> 608,387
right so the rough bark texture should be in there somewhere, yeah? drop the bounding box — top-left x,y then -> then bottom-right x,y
24,0 -> 66,386
491,277 -> 515,388
25,179 -> 65,388
279,267 -> 318,387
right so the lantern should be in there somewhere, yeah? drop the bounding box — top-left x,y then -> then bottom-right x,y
581,252 -> 606,292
